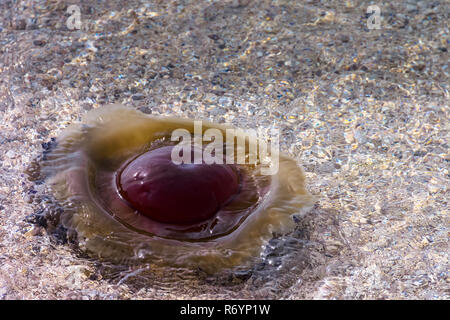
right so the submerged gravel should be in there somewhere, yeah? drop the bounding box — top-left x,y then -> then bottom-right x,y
0,0 -> 448,299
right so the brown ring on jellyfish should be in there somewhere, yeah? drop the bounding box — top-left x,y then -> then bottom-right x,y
34,104 -> 314,272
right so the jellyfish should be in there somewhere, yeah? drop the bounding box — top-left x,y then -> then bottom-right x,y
27,104 -> 313,273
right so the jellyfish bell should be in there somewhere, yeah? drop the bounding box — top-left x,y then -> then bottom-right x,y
117,145 -> 240,224
30,104 -> 314,272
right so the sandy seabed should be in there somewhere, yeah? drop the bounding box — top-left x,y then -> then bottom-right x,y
0,0 -> 448,299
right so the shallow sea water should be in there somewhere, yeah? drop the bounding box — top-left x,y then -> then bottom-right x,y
0,0 -> 448,299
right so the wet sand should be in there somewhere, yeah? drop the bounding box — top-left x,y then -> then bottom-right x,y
0,0 -> 448,299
